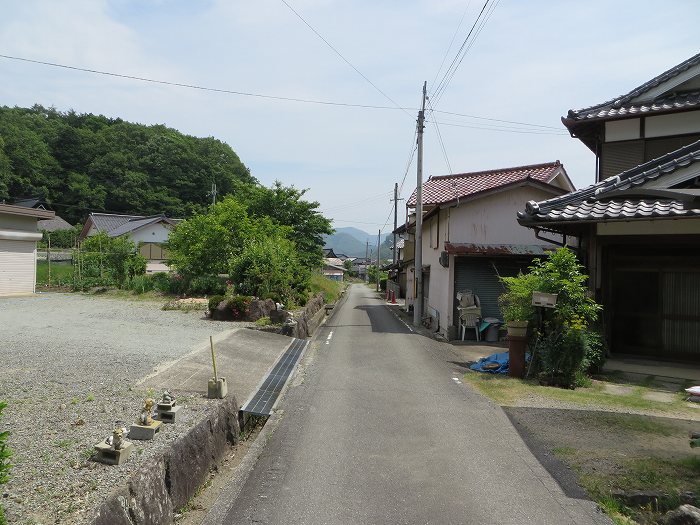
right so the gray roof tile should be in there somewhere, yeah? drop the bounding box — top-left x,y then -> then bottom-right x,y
567,52 -> 700,122
518,139 -> 700,225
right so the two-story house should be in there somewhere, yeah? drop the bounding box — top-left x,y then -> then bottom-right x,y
518,52 -> 700,362
401,162 -> 574,339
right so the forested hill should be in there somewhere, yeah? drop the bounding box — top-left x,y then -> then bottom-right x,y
0,105 -> 255,223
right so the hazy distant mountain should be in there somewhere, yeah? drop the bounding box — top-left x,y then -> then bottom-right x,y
323,227 -> 392,258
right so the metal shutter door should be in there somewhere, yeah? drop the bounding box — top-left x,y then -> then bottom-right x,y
0,240 -> 36,295
453,259 -> 507,321
601,141 -> 644,180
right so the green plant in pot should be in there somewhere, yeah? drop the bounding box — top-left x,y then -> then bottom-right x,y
499,272 -> 538,337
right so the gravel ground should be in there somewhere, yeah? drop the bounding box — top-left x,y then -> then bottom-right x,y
0,293 -> 249,525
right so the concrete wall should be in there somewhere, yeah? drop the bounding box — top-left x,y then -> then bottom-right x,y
0,214 -> 37,232
447,186 -> 560,245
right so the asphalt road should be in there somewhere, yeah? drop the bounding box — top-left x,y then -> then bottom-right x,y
217,284 -> 610,525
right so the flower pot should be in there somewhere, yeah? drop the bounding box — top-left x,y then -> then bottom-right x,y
506,320 -> 529,338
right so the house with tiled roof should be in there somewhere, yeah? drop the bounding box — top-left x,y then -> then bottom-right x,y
79,212 -> 179,272
399,161 -> 574,340
519,53 -> 700,362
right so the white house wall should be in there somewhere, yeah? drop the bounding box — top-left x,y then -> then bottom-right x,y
0,214 -> 37,232
128,222 -> 173,244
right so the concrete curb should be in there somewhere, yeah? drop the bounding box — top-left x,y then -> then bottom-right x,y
90,394 -> 240,525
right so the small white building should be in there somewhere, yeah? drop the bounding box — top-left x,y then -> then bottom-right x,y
79,213 -> 179,272
0,203 -> 55,296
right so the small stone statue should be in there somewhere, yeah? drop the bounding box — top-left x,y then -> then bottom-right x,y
138,398 -> 155,426
111,427 -> 125,450
161,390 -> 175,406
105,427 -> 126,450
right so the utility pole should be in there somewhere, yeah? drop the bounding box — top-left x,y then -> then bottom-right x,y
365,241 -> 369,282
413,81 -> 427,327
391,182 -> 404,266
209,181 -> 218,205
376,229 -> 380,292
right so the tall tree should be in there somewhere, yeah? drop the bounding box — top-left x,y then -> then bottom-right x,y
236,181 -> 333,269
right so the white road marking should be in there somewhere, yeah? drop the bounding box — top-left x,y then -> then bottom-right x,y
326,331 -> 333,345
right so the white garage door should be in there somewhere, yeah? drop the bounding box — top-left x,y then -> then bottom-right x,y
0,239 -> 36,295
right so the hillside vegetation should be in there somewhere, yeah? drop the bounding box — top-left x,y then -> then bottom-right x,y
0,104 -> 254,224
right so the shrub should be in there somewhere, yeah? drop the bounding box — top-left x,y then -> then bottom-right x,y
582,329 -> 608,374
227,294 -> 252,320
188,274 -> 226,296
150,272 -> 172,293
229,236 -> 308,305
208,294 -> 225,312
129,274 -> 154,294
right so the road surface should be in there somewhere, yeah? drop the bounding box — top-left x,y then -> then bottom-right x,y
214,284 -> 609,524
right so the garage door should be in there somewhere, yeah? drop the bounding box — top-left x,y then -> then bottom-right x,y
0,239 -> 36,295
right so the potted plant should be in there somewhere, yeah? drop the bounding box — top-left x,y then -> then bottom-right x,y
498,272 -> 537,337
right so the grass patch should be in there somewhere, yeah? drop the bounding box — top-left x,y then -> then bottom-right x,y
36,261 -> 74,287
309,273 -> 343,304
254,316 -> 277,327
462,373 -> 694,415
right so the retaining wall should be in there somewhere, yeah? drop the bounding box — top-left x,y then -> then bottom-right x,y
90,394 -> 240,525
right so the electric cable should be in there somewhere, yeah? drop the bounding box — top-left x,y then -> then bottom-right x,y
279,0 -> 411,117
0,54 -> 407,112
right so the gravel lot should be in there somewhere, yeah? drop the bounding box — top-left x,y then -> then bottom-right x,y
0,293 -> 240,525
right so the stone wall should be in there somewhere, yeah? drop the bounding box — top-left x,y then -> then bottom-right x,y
285,293 -> 325,339
91,394 -> 240,525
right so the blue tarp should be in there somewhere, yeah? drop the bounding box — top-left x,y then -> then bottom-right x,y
469,351 -> 510,374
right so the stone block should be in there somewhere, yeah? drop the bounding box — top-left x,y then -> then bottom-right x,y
129,420 -> 163,440
157,404 -> 182,423
94,441 -> 134,465
157,400 -> 175,412
208,377 -> 227,399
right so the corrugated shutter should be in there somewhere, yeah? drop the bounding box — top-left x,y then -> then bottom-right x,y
601,141 -> 644,179
454,258 -> 534,324
645,134 -> 700,162
0,240 -> 36,295
662,271 -> 700,356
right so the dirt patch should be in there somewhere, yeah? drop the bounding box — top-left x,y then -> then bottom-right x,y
505,407 -> 700,524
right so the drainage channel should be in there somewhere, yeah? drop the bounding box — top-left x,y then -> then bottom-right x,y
239,338 -> 308,426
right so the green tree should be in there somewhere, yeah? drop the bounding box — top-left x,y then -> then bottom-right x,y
77,232 -> 145,286
166,197 -> 255,277
236,182 -> 333,270
229,233 -> 308,303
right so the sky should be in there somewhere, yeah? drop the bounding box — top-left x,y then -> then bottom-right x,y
1,0 -> 698,235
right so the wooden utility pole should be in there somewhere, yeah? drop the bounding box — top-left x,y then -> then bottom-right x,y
376,229 -> 380,292
392,182 -> 403,266
365,241 -> 369,282
413,81 -> 427,327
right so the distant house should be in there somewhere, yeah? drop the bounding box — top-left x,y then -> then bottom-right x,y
0,203 -> 55,295
322,262 -> 346,281
323,248 -> 338,258
79,213 -> 179,273
519,52 -> 700,362
37,216 -> 73,233
399,161 -> 574,339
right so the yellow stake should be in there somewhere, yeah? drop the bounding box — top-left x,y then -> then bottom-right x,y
210,336 -> 218,382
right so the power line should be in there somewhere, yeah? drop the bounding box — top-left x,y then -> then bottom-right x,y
0,54 -> 568,133
320,190 -> 394,213
431,0 -> 492,104
0,53 -> 407,112
430,0 -> 473,90
427,97 -> 452,174
426,119 -> 569,135
432,109 -> 564,130
279,0 -> 410,117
